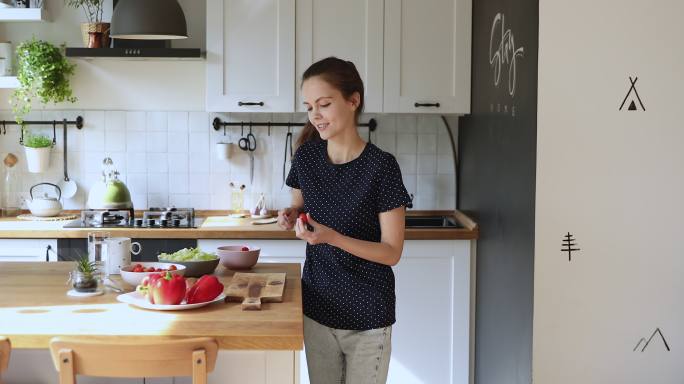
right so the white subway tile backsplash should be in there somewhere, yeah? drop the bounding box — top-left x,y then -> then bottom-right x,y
126,152 -> 147,173
168,153 -> 189,174
396,134 -> 417,155
1,111 -> 457,211
105,111 -> 126,131
417,134 -> 437,154
189,111 -> 209,133
147,173 -> 169,194
147,112 -> 168,132
167,132 -> 189,153
189,132 -> 209,153
148,193 -> 168,208
105,129 -> 126,152
147,153 -> 168,173
168,112 -> 189,132
188,173 -> 210,194
189,151 -> 210,173
126,132 -> 146,152
126,112 -> 146,131
396,115 -> 417,133
169,194 -> 191,207
417,154 -> 437,174
146,131 -> 168,153
397,154 -> 417,174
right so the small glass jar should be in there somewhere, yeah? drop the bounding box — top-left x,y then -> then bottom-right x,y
69,271 -> 99,293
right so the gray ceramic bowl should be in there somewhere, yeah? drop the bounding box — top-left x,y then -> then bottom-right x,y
157,258 -> 219,278
217,245 -> 260,270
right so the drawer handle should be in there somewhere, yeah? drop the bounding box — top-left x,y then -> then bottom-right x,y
414,102 -> 440,108
238,101 -> 265,107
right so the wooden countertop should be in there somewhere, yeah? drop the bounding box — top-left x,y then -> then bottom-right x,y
0,210 -> 478,240
0,262 -> 303,350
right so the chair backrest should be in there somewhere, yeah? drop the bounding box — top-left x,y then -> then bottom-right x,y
0,336 -> 10,383
49,337 -> 218,384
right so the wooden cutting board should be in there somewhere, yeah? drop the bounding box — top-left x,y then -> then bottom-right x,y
225,272 -> 286,310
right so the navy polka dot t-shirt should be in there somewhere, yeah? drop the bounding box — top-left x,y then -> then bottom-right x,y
286,139 -> 412,330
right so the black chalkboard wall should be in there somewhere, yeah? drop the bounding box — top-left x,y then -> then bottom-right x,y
457,0 -> 537,382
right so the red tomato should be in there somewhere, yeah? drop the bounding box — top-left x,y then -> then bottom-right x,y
241,246 -> 249,251
133,266 -> 144,273
168,265 -> 177,271
156,268 -> 163,272
145,267 -> 156,272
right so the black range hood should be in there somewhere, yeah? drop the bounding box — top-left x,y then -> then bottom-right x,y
65,46 -> 202,59
66,0 -> 202,59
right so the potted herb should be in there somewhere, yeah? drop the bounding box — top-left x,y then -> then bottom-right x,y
10,38 -> 77,124
64,0 -> 108,48
23,131 -> 53,173
70,257 -> 100,293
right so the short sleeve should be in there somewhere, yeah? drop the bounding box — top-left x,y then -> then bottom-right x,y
285,147 -> 301,189
376,154 -> 412,212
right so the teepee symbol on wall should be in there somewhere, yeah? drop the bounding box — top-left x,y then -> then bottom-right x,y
633,328 -> 670,352
619,76 -> 646,111
561,232 -> 580,261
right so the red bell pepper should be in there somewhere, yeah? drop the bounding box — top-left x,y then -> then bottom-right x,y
186,275 -> 224,304
149,271 -> 186,305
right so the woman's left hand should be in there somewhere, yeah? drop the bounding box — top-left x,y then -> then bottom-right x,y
295,213 -> 337,245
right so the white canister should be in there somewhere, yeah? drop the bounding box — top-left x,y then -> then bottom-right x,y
105,237 -> 142,275
0,42 -> 12,76
215,142 -> 233,160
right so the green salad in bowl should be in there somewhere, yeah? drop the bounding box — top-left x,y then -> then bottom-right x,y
158,247 -> 219,277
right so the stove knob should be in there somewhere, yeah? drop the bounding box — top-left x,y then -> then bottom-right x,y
173,219 -> 181,227
148,219 -> 156,227
134,219 -> 143,227
160,219 -> 168,227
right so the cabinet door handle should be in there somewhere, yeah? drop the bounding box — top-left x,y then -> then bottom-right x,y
238,101 -> 265,107
414,102 -> 440,108
45,245 -> 52,262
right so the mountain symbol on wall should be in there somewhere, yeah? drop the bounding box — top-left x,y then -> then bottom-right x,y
619,76 -> 646,111
633,327 -> 670,352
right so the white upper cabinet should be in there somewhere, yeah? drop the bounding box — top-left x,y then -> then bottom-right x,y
206,0 -> 295,112
295,0 -> 384,113
383,0 -> 471,114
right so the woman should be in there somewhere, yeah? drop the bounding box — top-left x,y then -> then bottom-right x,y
277,57 -> 412,384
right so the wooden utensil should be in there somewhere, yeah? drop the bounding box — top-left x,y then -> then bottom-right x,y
225,272 -> 286,310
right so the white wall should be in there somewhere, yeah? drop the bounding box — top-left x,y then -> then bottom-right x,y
534,1 -> 684,383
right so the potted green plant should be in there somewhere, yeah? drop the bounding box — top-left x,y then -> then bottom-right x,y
10,38 -> 77,124
70,257 -> 100,293
23,131 -> 53,173
64,0 -> 108,48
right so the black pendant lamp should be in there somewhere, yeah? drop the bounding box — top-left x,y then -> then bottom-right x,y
111,0 -> 188,40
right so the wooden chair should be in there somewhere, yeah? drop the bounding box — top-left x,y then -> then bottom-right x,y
49,337 -> 218,384
0,337 -> 10,384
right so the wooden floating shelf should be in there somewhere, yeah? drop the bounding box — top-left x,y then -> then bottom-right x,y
0,7 -> 47,22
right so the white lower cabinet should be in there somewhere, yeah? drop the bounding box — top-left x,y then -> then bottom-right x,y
199,239 -> 476,384
0,239 -> 57,262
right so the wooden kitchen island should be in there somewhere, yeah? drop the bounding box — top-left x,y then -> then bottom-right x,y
0,262 -> 302,384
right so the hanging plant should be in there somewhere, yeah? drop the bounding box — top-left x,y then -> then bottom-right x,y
10,38 -> 77,124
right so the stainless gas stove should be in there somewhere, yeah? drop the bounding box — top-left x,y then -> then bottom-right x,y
63,208 -> 196,229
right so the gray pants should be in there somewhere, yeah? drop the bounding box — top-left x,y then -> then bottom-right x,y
304,315 -> 392,384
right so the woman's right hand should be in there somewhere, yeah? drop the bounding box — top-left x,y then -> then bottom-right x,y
277,207 -> 299,230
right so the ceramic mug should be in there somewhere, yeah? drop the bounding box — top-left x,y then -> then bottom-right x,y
105,237 -> 142,275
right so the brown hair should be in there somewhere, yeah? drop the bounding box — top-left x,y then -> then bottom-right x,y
297,57 -> 365,147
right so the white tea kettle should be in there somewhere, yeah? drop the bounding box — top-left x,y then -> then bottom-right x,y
28,183 -> 63,217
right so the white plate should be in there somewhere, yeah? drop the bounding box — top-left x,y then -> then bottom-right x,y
117,291 -> 226,311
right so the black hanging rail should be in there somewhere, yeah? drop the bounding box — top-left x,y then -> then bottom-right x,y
212,117 -> 377,133
0,116 -> 84,130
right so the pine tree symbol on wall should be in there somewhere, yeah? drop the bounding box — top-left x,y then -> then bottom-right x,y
561,232 -> 580,261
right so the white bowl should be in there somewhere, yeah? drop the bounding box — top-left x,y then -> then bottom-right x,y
119,262 -> 186,287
